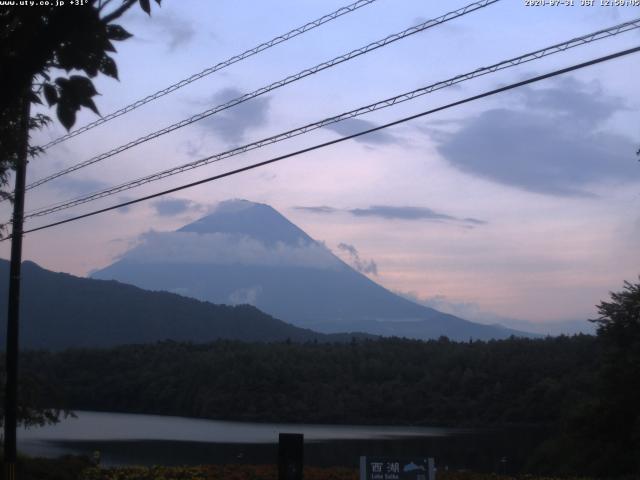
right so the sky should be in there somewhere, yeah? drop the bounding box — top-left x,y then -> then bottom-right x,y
1,0 -> 640,329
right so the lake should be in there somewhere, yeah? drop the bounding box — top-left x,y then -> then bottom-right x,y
18,411 -> 545,472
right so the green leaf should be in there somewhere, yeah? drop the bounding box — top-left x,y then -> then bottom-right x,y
43,84 -> 58,106
139,0 -> 151,15
68,75 -> 98,98
103,39 -> 117,53
106,24 -> 133,41
79,97 -> 100,116
29,114 -> 52,131
54,76 -> 100,127
29,91 -> 42,105
56,102 -> 77,131
98,55 -> 118,80
83,53 -> 100,78
55,77 -> 69,88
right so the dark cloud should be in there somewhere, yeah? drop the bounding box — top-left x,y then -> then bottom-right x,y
349,205 -> 486,226
437,77 -> 639,196
156,15 -> 196,51
349,205 -> 456,221
51,177 -> 109,196
323,118 -> 400,146
293,206 -> 338,214
337,242 -> 378,276
463,217 -> 486,226
128,11 -> 195,51
180,139 -> 203,159
152,198 -> 201,217
116,196 -> 136,214
201,87 -> 271,143
296,204 -> 486,227
521,77 -> 623,124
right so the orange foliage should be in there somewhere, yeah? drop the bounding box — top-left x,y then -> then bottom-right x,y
81,464 -> 359,480
82,465 -> 595,480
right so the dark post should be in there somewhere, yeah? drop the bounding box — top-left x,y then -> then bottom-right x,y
4,92 -> 31,480
278,433 -> 303,480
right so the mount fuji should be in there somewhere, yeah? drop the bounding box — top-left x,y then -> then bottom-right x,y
92,199 -> 528,340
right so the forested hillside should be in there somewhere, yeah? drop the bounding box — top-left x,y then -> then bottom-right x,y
17,336 -> 597,427
6,279 -> 638,477
0,260 -> 363,348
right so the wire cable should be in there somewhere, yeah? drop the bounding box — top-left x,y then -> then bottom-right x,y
39,0 -> 380,150
9,45 -> 638,239
24,0 -> 500,192
23,17 -> 640,219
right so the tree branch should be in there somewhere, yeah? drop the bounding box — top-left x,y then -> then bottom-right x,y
101,0 -> 137,23
98,0 -> 116,12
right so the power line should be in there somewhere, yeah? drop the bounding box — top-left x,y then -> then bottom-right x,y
10,45 -> 639,239
39,0 -> 380,150
22,17 -> 640,220
23,0 -> 500,192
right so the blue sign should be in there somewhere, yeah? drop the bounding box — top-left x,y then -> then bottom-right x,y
359,457 -> 435,480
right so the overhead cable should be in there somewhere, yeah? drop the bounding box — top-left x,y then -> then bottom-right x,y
23,17 -> 640,219
39,0 -> 381,150
24,0 -> 500,192
10,45 -> 639,238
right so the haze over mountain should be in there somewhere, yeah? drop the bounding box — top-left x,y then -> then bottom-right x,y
0,260 -> 359,350
93,199 -> 530,340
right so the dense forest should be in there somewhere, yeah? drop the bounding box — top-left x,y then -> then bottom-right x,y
16,336 -> 597,428
2,279 -> 638,477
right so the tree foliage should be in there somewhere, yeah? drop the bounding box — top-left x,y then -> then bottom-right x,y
592,278 -> 640,342
16,336 -> 599,428
0,0 -> 160,425
531,278 -> 640,477
0,0 -> 160,199
590,278 -> 640,475
0,357 -> 71,429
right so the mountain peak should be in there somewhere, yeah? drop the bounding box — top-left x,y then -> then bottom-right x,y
214,199 -> 264,213
92,200 -> 535,340
178,199 -> 314,246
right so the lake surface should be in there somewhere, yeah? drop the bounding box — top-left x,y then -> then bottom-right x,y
18,411 -> 545,472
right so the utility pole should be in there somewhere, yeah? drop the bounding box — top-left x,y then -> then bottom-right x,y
4,91 -> 31,480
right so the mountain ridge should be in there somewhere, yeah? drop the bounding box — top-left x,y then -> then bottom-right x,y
93,199 -> 532,340
0,259 -> 370,350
